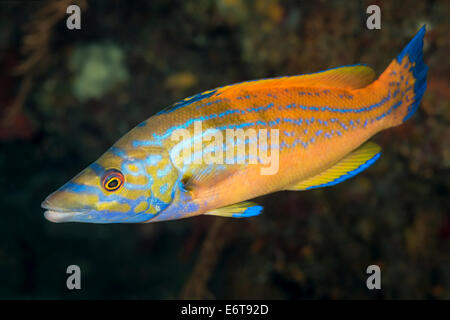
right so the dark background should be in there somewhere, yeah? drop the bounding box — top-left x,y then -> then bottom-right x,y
0,0 -> 448,299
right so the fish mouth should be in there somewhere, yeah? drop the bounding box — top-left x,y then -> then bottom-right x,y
41,200 -> 88,223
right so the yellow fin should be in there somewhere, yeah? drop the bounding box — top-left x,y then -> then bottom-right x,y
204,201 -> 263,218
216,65 -> 376,94
286,142 -> 382,191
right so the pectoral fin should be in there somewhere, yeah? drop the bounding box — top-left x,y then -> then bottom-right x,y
204,201 -> 263,218
286,141 -> 382,191
181,163 -> 243,192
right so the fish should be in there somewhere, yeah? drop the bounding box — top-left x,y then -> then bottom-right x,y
41,26 -> 428,223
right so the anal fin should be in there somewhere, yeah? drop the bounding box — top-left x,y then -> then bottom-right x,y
204,201 -> 263,218
286,141 -> 382,191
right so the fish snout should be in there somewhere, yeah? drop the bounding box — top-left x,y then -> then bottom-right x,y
41,190 -> 89,223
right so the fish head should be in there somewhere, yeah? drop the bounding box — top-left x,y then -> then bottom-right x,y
42,145 -> 178,223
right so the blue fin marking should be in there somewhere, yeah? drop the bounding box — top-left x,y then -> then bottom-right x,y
396,26 -> 428,123
306,152 -> 381,190
232,205 -> 264,218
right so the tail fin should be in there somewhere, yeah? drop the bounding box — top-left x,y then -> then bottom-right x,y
377,26 -> 428,126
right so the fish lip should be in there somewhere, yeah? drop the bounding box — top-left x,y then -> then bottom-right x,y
41,200 -> 88,213
41,200 -> 89,222
43,210 -> 86,223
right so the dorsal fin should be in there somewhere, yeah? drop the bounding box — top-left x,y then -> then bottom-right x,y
286,141 -> 381,191
157,89 -> 218,115
157,65 -> 375,115
216,64 -> 376,94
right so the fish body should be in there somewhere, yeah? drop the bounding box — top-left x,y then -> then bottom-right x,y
42,27 -> 428,223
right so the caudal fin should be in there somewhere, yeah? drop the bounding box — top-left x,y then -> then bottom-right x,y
377,26 -> 428,126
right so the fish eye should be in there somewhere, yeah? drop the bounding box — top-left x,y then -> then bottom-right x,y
101,169 -> 124,192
